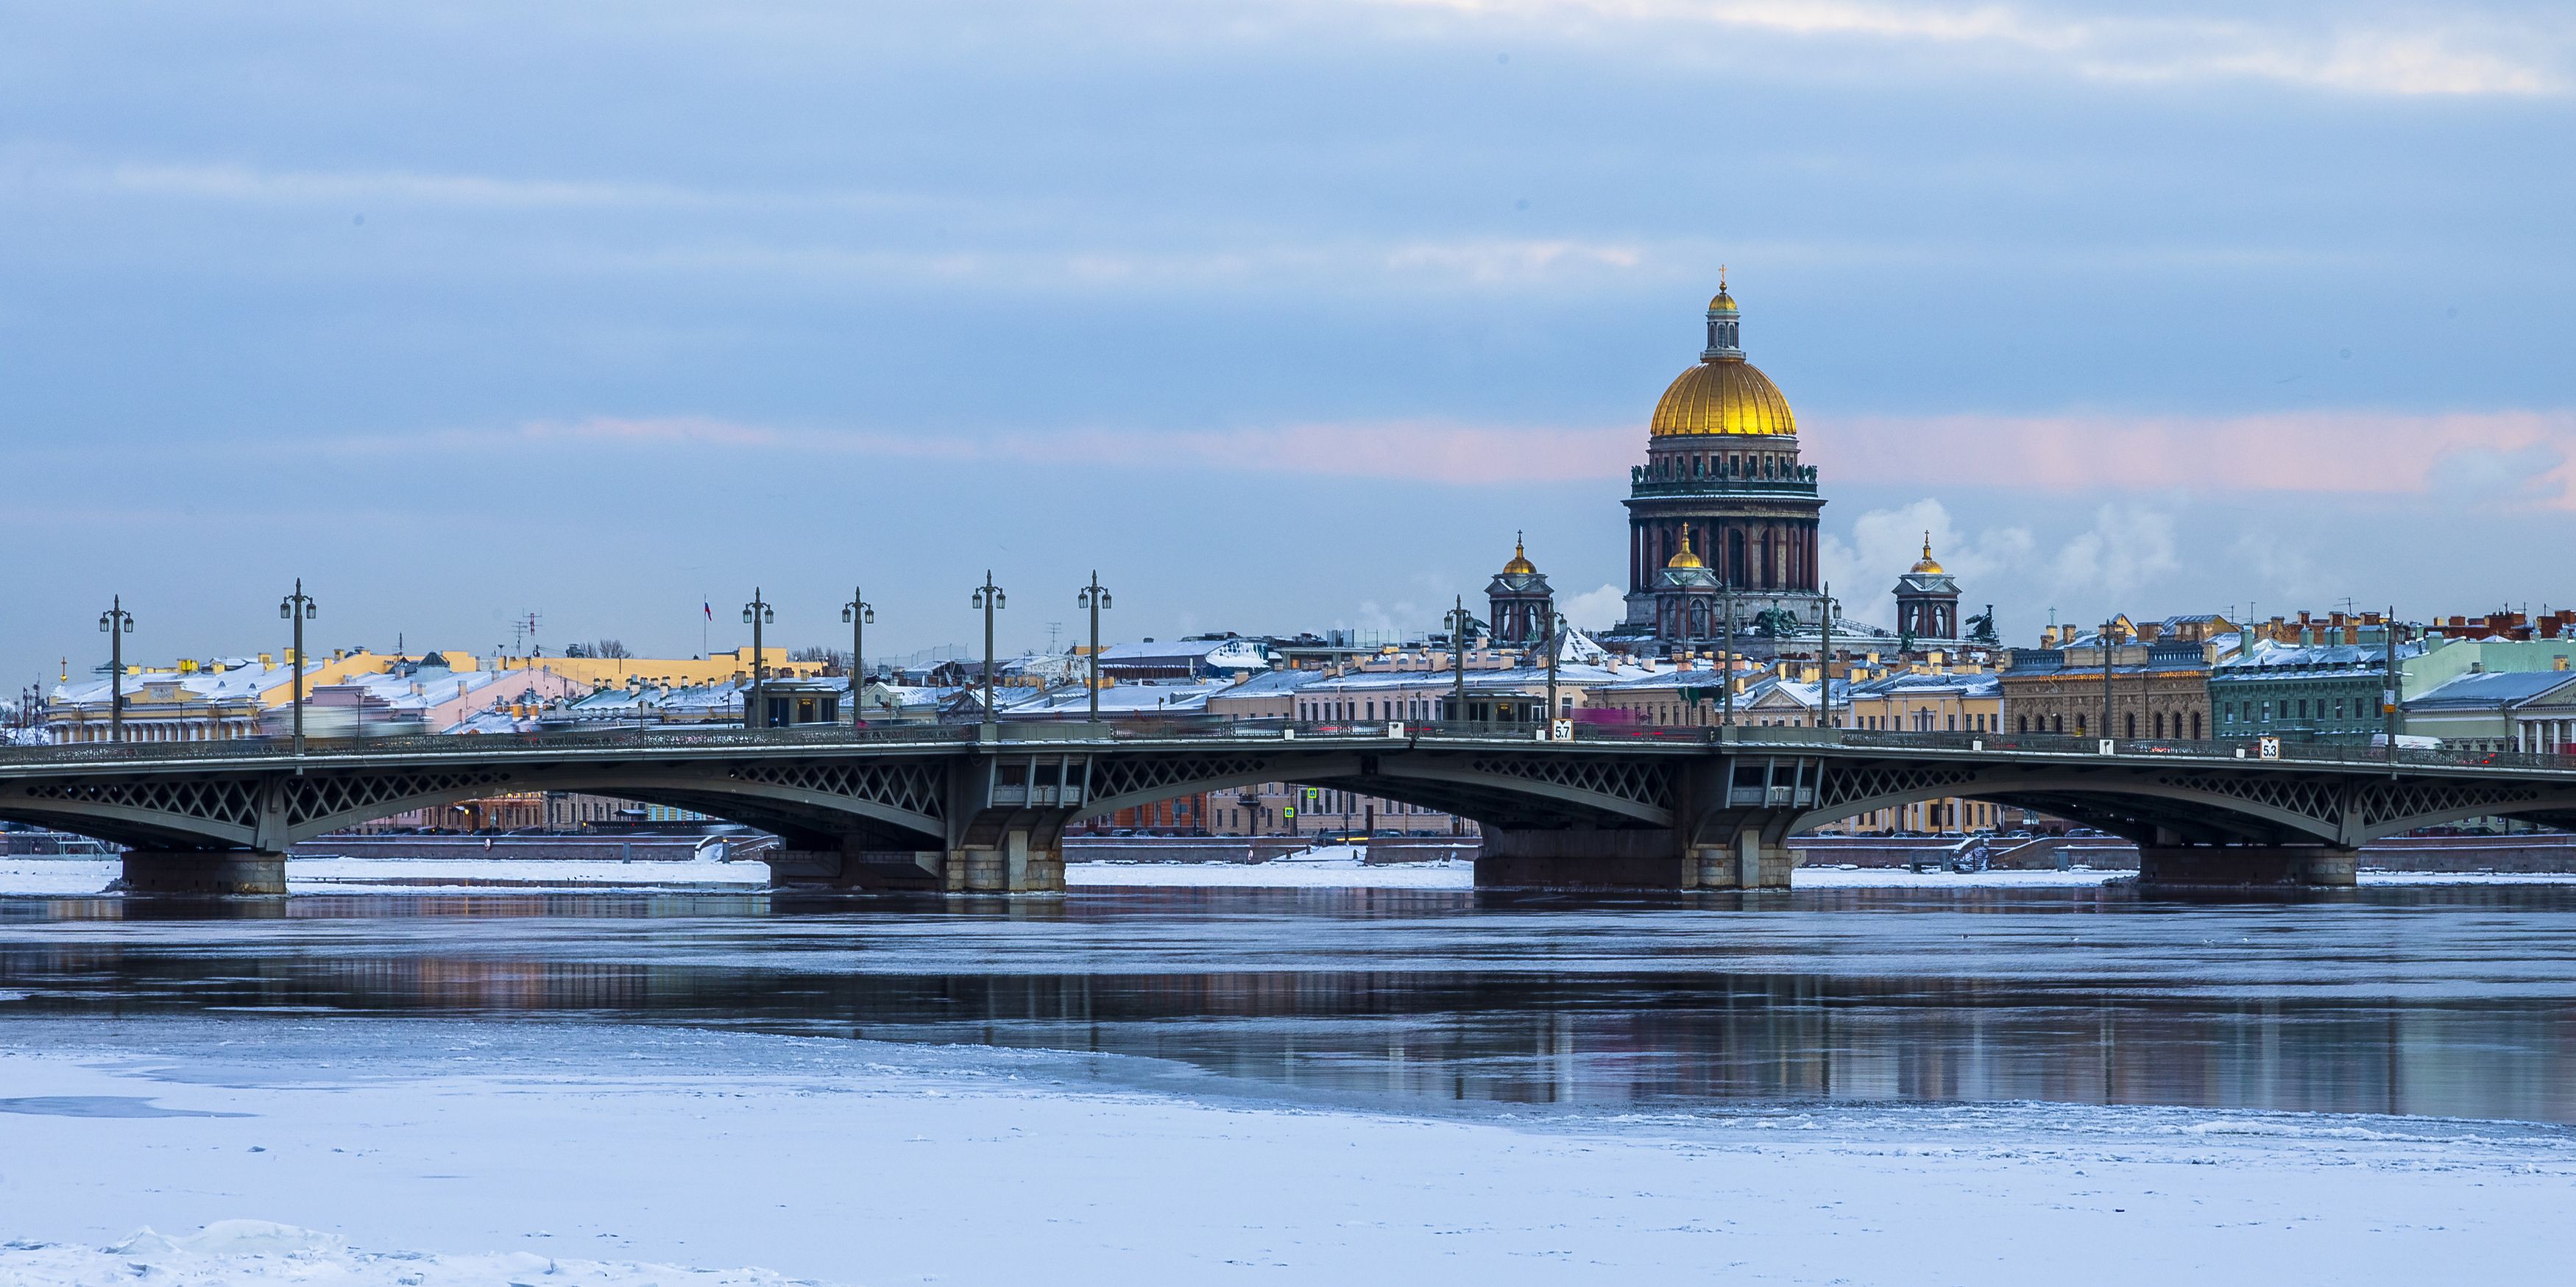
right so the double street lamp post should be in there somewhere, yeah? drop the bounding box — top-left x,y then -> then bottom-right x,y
972,572 -> 1006,726
743,590 -> 774,730
98,596 -> 134,743
841,589 -> 874,731
1078,572 -> 1112,724
1443,597 -> 1476,725
280,580 -> 317,756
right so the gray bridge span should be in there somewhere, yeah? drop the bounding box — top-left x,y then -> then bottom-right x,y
5,721 -> 2574,893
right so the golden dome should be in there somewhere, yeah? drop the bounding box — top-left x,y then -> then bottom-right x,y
1666,527 -> 1706,570
1650,359 -> 1797,437
1502,532 -> 1538,575
1910,533 -> 1945,575
1708,288 -> 1737,312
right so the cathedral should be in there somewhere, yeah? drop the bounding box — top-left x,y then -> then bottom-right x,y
1613,278 -> 1828,653
1480,278 -> 1975,659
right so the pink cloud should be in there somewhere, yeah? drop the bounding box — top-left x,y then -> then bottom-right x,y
1809,409 -> 2576,505
473,408 -> 2576,504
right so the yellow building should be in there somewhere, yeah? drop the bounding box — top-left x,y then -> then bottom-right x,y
1830,667 -> 2015,834
489,646 -> 824,689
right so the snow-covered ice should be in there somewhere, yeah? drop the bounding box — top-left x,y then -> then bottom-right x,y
0,1219 -> 806,1285
6,855 -> 2574,898
1,1021 -> 2569,1286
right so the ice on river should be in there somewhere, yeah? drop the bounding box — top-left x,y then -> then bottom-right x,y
0,1021 -> 2568,1286
0,1219 -> 804,1285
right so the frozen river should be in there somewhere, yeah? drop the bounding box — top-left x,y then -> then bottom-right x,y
1,879 -> 2572,1282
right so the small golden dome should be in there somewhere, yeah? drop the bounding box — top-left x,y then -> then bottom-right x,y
1910,533 -> 1945,575
1651,359 -> 1797,437
1502,532 -> 1538,575
1666,527 -> 1706,570
1708,288 -> 1737,313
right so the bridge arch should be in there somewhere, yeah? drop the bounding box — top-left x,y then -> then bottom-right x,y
1076,745 -> 1680,834
1791,759 -> 2357,846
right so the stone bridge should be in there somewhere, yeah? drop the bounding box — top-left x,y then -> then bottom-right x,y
4,721 -> 2574,894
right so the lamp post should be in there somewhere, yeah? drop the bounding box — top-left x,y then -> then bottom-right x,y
1543,611 -> 1566,738
741,589 -> 774,730
841,588 -> 874,731
279,580 -> 316,756
972,572 -> 1006,726
97,596 -> 134,744
1720,583 -> 1737,729
1443,596 -> 1476,724
2383,604 -> 2401,770
2101,618 -> 2117,744
1077,572 -> 1112,724
1819,582 -> 1837,731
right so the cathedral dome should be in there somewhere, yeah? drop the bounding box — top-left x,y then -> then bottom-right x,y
1666,527 -> 1706,570
1650,361 -> 1797,438
1652,281 -> 1795,438
1501,535 -> 1538,576
1910,533 -> 1945,575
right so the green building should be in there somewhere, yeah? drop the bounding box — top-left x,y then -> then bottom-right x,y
2211,633 -> 2576,744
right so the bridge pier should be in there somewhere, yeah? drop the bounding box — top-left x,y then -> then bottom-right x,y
118,849 -> 286,896
1477,826 -> 1796,890
943,829 -> 1066,895
2137,845 -> 2359,890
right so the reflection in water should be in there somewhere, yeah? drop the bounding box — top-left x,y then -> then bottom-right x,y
4,884 -> 2575,1123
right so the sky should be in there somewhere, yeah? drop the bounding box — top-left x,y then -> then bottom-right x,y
4,0 -> 2573,686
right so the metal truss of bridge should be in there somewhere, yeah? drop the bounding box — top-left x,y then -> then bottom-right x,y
7,721 -> 2576,895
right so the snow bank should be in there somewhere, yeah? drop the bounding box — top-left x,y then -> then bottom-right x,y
1066,857 -> 1472,889
1,1219 -> 813,1285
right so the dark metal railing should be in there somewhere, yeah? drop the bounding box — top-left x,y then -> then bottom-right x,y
4,716 -> 2572,776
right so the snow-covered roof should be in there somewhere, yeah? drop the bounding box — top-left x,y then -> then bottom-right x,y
2406,670 -> 2576,710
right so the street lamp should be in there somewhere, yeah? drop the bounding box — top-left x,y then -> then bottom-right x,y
2101,618 -> 2117,744
1543,610 -> 1567,739
1819,581 -> 1839,731
841,588 -> 874,732
1078,572 -> 1112,724
971,572 -> 1006,726
1443,596 -> 1476,725
97,596 -> 134,744
741,589 -> 774,729
279,580 -> 317,756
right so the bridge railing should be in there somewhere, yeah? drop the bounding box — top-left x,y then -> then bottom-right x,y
7,715 -> 2575,777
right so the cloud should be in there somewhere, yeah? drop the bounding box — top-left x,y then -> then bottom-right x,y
1813,409 -> 2576,509
1365,0 -> 2568,96
2046,502 -> 2180,593
492,416 -> 1643,484
1825,496 -> 2174,623
1560,582 -> 1630,631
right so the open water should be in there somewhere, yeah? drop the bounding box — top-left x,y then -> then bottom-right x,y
3,883 -> 2573,1124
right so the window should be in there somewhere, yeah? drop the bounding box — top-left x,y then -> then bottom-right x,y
2192,712 -> 2202,738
